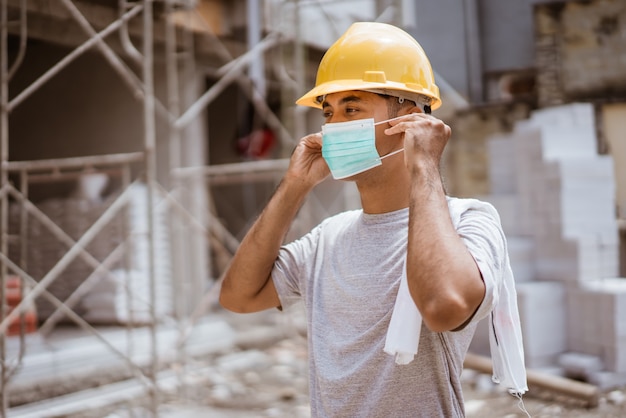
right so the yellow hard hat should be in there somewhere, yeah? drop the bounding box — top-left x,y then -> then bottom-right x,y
296,22 -> 441,110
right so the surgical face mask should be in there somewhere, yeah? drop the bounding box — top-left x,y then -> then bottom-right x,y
321,117 -> 404,179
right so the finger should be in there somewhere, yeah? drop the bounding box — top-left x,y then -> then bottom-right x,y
384,114 -> 433,135
306,133 -> 324,149
306,132 -> 323,142
385,112 -> 425,126
384,121 -> 421,136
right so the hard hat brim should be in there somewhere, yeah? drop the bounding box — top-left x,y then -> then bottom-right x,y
296,80 -> 442,110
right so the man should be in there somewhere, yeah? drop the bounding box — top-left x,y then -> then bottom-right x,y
220,22 -> 526,417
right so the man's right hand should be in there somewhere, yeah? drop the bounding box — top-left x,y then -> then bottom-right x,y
219,132 -> 329,314
285,132 -> 330,191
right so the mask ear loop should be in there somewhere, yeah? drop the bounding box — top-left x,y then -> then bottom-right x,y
379,148 -> 404,160
371,106 -> 431,158
373,114 -> 414,126
373,116 -> 407,160
372,109 -> 430,128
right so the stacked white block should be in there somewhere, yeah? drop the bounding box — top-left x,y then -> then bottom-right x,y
123,183 -> 173,282
527,103 -> 598,161
506,237 -> 535,283
484,134 -> 536,282
558,159 -> 616,241
516,281 -> 567,368
568,279 -> 626,373
488,134 -> 517,195
81,268 -> 172,324
558,352 -> 604,381
80,183 -> 173,324
577,237 -> 621,285
480,195 -> 536,282
510,103 -> 619,283
481,194 -> 522,236
476,103 -> 624,375
510,126 -> 544,236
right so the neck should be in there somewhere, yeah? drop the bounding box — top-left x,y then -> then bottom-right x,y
356,157 -> 411,214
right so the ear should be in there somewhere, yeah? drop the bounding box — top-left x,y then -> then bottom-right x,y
404,103 -> 422,115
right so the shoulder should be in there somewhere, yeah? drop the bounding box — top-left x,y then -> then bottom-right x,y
446,196 -> 502,228
446,196 -> 507,263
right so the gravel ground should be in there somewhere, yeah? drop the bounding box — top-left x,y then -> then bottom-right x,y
10,305 -> 625,418
152,308 -> 626,418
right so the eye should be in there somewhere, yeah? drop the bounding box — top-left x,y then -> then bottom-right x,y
346,107 -> 359,114
323,110 -> 333,120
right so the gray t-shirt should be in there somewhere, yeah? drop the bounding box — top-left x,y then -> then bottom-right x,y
272,203 -> 502,418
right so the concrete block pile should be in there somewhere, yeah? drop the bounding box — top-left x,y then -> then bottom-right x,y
79,183 -> 174,325
516,281 -> 567,368
569,280 -> 626,373
473,103 -> 624,384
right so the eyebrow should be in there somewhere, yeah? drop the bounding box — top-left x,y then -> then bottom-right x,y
322,95 -> 363,109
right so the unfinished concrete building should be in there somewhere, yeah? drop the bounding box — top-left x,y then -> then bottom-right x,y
0,0 -> 625,416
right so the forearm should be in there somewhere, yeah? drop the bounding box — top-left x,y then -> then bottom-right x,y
406,164 -> 484,332
220,177 -> 310,313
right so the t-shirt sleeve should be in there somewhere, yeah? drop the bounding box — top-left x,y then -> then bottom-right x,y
271,224 -> 322,311
456,207 -> 506,323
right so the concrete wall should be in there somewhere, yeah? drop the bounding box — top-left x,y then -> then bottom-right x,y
534,0 -> 626,106
412,0 -> 535,103
412,0 -> 471,100
479,0 -> 535,74
9,43 -> 144,162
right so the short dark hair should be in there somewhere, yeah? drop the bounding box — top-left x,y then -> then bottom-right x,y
377,94 -> 414,117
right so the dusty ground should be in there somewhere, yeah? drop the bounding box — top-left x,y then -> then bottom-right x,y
9,305 -> 626,418
149,308 -> 626,418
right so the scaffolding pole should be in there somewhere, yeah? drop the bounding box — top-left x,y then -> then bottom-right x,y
0,0 -> 9,414
141,0 -> 160,415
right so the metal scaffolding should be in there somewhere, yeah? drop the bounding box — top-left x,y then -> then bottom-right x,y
0,0 -> 296,416
0,0 -> 369,416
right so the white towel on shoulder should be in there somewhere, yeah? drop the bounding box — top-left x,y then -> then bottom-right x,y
383,198 -> 528,395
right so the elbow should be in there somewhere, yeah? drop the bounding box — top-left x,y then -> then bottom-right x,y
408,266 -> 485,332
218,284 -> 257,314
219,291 -> 261,314
218,292 -> 245,313
417,294 -> 476,333
218,274 -> 248,313
218,270 -> 276,314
